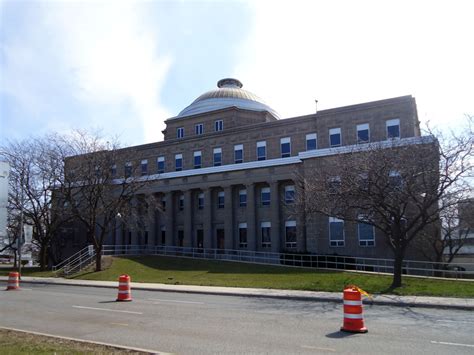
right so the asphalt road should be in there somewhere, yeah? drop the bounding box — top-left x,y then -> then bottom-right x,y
1,284 -> 474,354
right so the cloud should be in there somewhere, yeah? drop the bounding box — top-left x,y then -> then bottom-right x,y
1,1 -> 172,144
235,0 -> 474,131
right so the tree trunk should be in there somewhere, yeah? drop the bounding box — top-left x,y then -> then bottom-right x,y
391,251 -> 404,288
39,244 -> 48,271
95,248 -> 102,272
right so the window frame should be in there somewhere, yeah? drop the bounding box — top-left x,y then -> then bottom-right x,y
234,144 -> 243,164
261,222 -> 271,248
213,147 -> 222,166
193,151 -> 202,169
197,192 -> 204,210
261,187 -> 271,206
239,223 -> 248,248
306,133 -> 317,151
195,123 -> 204,135
217,191 -> 225,209
284,185 -> 295,204
257,141 -> 266,161
141,159 -> 148,176
239,189 -> 247,207
358,216 -> 375,247
214,120 -> 223,132
280,137 -> 291,158
329,217 -> 345,247
157,156 -> 165,174
386,119 -> 400,139
175,153 -> 183,171
329,128 -> 342,147
356,123 -> 370,144
285,220 -> 297,248
177,127 -> 184,139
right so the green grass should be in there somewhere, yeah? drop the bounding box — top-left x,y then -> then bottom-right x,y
73,255 -> 474,298
0,329 -> 143,354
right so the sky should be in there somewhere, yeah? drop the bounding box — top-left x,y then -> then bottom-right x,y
1,0 -> 473,147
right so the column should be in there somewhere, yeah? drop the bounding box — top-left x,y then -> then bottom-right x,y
147,195 -> 157,247
224,185 -> 234,250
165,191 -> 174,246
296,190 -> 307,253
130,196 -> 139,245
270,181 -> 280,253
246,183 -> 257,251
183,189 -> 193,247
203,188 -> 213,248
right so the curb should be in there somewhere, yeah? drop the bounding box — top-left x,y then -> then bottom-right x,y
4,277 -> 474,310
0,326 -> 170,354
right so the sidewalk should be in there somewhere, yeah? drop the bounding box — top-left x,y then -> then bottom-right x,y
2,276 -> 473,310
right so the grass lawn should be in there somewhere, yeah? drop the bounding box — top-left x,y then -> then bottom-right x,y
74,255 -> 474,298
0,328 -> 143,354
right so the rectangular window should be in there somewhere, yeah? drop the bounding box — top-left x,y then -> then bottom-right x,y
285,185 -> 295,204
175,154 -> 183,171
329,128 -> 342,147
261,187 -> 270,206
280,137 -> 291,158
329,217 -> 344,247
234,144 -> 243,164
389,170 -> 402,188
215,120 -> 223,132
179,194 -> 184,211
217,191 -> 225,208
261,222 -> 271,248
195,123 -> 204,135
178,230 -> 184,247
257,141 -> 266,161
358,216 -> 375,247
386,119 -> 400,139
239,189 -> 247,207
328,176 -> 341,194
357,123 -> 370,144
160,226 -> 166,245
194,151 -> 202,169
239,223 -> 247,248
141,159 -> 148,175
213,147 -> 222,166
161,196 -> 166,212
110,164 -> 117,177
285,221 -> 297,248
177,127 -> 184,138
157,156 -> 165,174
198,193 -> 204,210
124,162 -> 132,178
306,133 -> 317,151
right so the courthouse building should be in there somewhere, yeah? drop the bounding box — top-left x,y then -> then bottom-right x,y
66,78 -> 436,260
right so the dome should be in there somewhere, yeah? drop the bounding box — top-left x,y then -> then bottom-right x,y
176,78 -> 279,118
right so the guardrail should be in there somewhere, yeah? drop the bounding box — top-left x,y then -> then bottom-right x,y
101,245 -> 474,279
53,245 -> 95,276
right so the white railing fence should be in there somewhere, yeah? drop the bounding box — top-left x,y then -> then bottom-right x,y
52,245 -> 96,276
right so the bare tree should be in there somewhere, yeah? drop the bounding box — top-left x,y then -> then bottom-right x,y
1,135 -> 70,270
296,125 -> 473,288
58,130 -> 155,271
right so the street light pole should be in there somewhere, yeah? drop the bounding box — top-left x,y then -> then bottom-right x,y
17,178 -> 24,276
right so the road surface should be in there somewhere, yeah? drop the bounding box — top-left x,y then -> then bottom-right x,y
1,284 -> 473,354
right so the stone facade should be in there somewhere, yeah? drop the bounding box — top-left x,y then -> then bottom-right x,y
63,79 -> 435,261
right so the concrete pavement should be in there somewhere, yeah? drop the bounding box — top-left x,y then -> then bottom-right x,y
2,275 -> 473,310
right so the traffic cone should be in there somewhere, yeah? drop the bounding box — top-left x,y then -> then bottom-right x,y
6,272 -> 20,291
116,274 -> 132,302
340,285 -> 368,333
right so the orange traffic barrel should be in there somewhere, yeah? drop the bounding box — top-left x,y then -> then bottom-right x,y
341,285 -> 368,333
6,271 -> 20,291
116,274 -> 132,302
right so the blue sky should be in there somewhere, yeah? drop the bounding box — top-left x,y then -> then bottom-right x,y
1,0 -> 473,146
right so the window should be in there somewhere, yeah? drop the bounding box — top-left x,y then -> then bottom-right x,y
157,156 -> 165,174
195,123 -> 204,135
261,222 -> 271,248
306,133 -> 317,151
239,223 -> 247,248
215,120 -> 223,132
328,176 -> 341,194
161,196 -> 166,211
261,187 -> 270,206
179,194 -> 184,211
124,162 -> 132,178
175,154 -> 183,171
141,159 -> 148,175
198,193 -> 204,210
217,191 -> 225,208
234,144 -> 243,164
194,151 -> 202,169
213,148 -> 222,166
110,164 -> 117,177
257,141 -> 266,161
280,137 -> 291,158
239,189 -> 247,207
357,123 -> 370,144
285,185 -> 295,204
178,230 -> 184,247
285,221 -> 297,248
329,217 -> 344,247
389,170 -> 402,189
177,127 -> 184,138
329,128 -> 342,147
358,216 -> 375,247
386,119 -> 400,139
160,226 -> 166,245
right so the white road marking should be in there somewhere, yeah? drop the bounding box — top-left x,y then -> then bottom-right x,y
301,345 -> 336,352
148,298 -> 204,305
110,322 -> 129,326
431,340 -> 474,348
436,319 -> 474,324
72,305 -> 143,315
